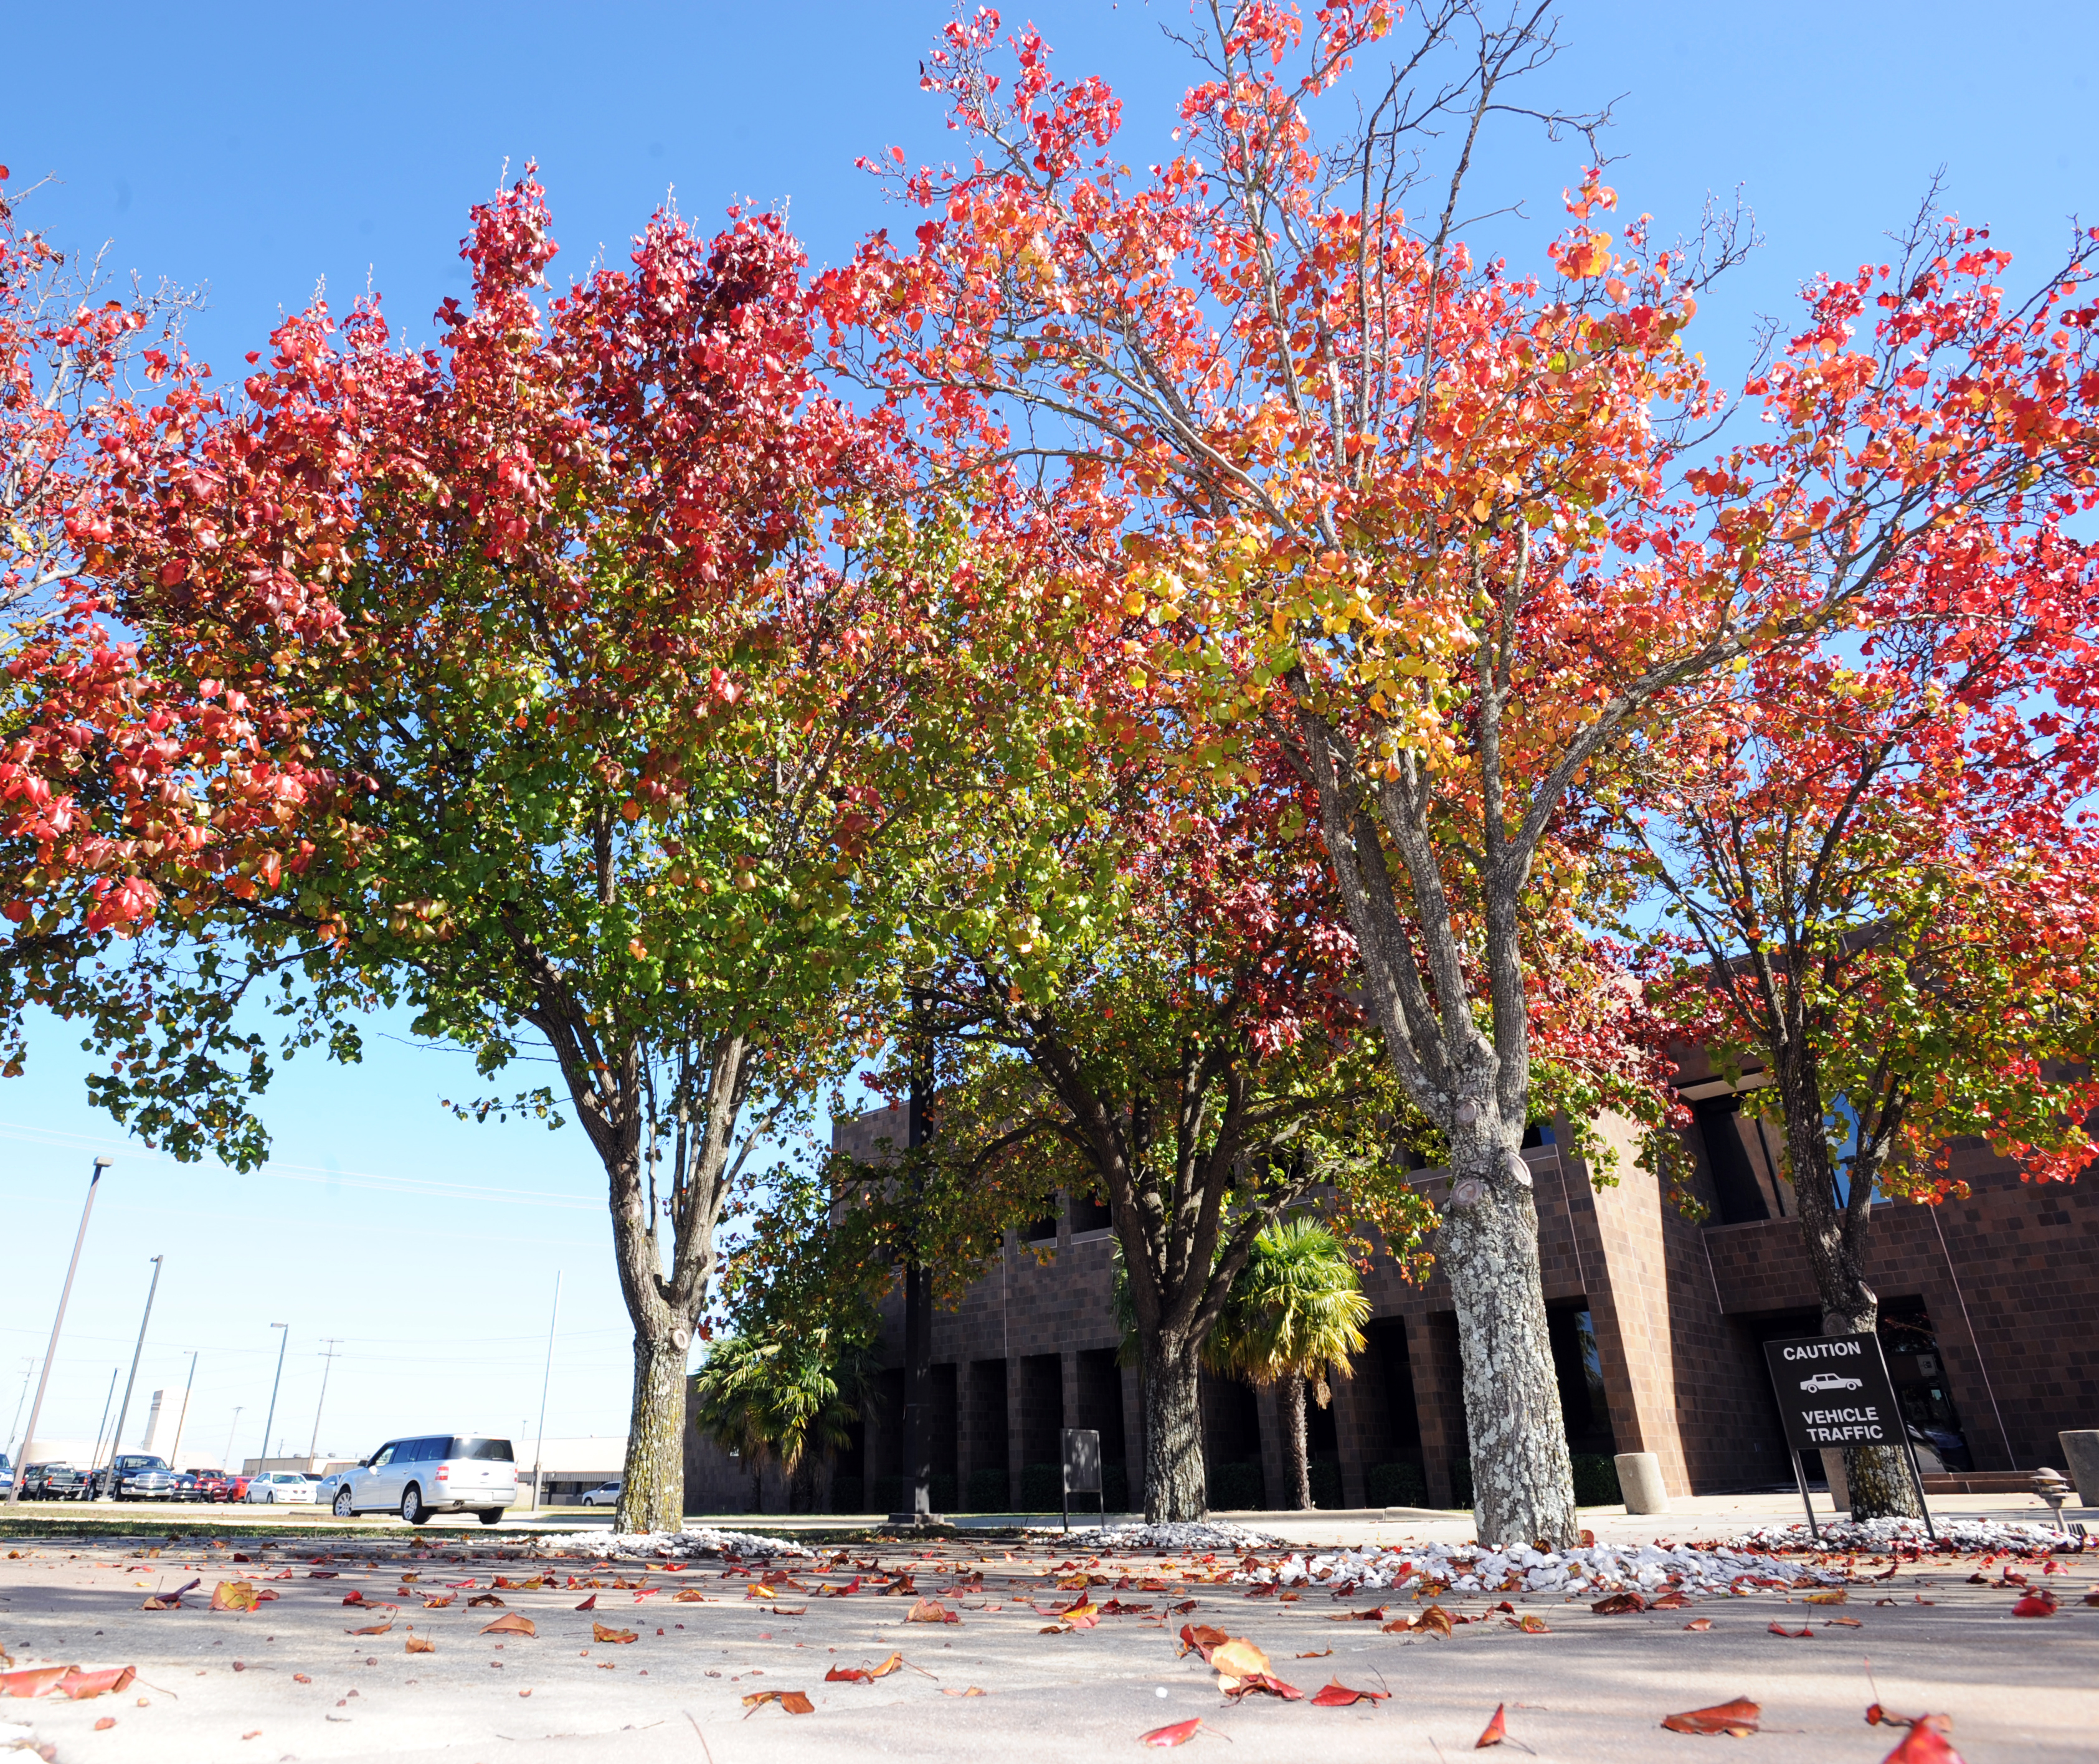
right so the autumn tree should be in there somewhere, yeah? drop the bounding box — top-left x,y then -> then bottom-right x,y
826,2 -> 2099,1545
1618,220 -> 2099,1514
84,174 -> 970,1532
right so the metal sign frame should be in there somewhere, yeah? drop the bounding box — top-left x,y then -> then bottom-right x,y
1060,1427 -> 1102,1534
1761,1331 -> 1935,1540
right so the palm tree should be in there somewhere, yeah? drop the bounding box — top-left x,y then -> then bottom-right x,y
689,1324 -> 874,1514
1205,1218 -> 1369,1511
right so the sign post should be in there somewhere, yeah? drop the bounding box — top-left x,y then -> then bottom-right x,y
1061,1428 -> 1101,1534
1761,1333 -> 1935,1540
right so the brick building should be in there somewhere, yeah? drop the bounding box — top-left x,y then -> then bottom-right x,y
775,1058 -> 2098,1515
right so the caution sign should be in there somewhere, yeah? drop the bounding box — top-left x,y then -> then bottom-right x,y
1762,1333 -> 1903,1450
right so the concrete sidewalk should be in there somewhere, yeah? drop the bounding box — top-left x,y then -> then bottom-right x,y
1,1516 -> 2093,1763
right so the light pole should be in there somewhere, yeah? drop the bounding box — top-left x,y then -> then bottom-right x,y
221,1406 -> 244,1473
7,1155 -> 111,1507
87,1367 -> 118,1488
101,1255 -> 164,1497
529,1272 -> 561,1512
308,1340 -> 342,1463
165,1350 -> 199,1472
256,1324 -> 288,1474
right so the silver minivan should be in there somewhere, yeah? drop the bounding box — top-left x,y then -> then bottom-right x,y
329,1435 -> 517,1524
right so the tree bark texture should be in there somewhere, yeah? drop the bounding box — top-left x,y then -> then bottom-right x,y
1142,1340 -> 1208,1523
621,1330 -> 693,1534
1281,1369 -> 1311,1510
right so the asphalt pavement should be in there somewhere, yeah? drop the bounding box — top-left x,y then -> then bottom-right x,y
1,1512 -> 2095,1763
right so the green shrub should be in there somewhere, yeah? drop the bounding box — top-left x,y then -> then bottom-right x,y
1367,1461 -> 1428,1508
1308,1458 -> 1343,1509
1020,1462 -> 1063,1511
965,1467 -> 1010,1512
1570,1453 -> 1623,1507
1207,1459 -> 1264,1510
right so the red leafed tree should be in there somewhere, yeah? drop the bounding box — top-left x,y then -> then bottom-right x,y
80,173 -> 956,1529
821,3 -> 2099,1544
0,167 -> 328,1149
1620,217 -> 2099,1512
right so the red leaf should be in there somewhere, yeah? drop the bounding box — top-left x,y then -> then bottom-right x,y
1591,1591 -> 1646,1615
575,1594 -> 597,1610
1476,1702 -> 1508,1748
2010,1592 -> 2058,1618
1882,1724 -> 1965,1763
1768,1622 -> 1814,1638
1140,1717 -> 1203,1747
1311,1680 -> 1391,1707
1662,1697 -> 1761,1736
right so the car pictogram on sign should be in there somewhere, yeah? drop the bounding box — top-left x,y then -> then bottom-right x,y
1799,1372 -> 1864,1393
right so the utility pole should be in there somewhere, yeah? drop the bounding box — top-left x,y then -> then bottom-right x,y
6,1357 -> 33,1468
308,1340 -> 343,1461
220,1406 -> 244,1473
87,1367 -> 118,1488
891,1000 -> 936,1524
165,1350 -> 199,1472
8,1155 -> 111,1507
529,1272 -> 561,1512
257,1324 -> 288,1474
102,1255 -> 164,1497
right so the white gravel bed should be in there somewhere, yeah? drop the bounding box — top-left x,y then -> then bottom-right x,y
1233,1536 -> 1844,1599
1060,1521 -> 1286,1552
528,1524 -> 808,1559
1729,1515 -> 2085,1554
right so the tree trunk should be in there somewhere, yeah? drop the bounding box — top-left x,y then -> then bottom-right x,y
1141,1338 -> 1207,1522
615,1331 -> 691,1534
1281,1370 -> 1311,1510
1439,1136 -> 1579,1547
1771,1043 -> 1921,1522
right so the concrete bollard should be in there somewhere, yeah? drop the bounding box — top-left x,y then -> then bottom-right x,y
2059,1431 -> 2099,1506
1614,1451 -> 1669,1515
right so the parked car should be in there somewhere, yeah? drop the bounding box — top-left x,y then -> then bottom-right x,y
225,1474 -> 252,1502
244,1471 -> 320,1504
328,1435 -> 517,1524
108,1454 -> 177,1501
21,1463 -> 84,1499
579,1479 -> 622,1508
0,1454 -> 11,1494
178,1469 -> 230,1502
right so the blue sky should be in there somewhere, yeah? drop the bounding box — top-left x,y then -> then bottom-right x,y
2,1 -> 2091,1469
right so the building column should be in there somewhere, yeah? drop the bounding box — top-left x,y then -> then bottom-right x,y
1255,1382 -> 1288,1510
1121,1363 -> 1145,1512
1408,1314 -> 1464,1508
954,1359 -> 974,1497
1327,1367 -> 1369,1509
1060,1351 -> 1080,1480
1005,1357 -> 1026,1507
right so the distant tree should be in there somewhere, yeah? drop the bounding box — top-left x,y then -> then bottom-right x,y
1206,1216 -> 1369,1512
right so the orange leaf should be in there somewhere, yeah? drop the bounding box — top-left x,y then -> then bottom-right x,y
673,1588 -> 707,1603
1662,1697 -> 1761,1736
906,1598 -> 959,1624
1683,1617 -> 1713,1631
1208,1638 -> 1270,1682
1476,1703 -> 1508,1748
1767,1622 -> 1814,1638
1511,1614 -> 1550,1633
347,1622 -> 393,1637
58,1667 -> 135,1701
481,1613 -> 536,1637
1,1667 -> 70,1700
1140,1717 -> 1203,1747
741,1689 -> 815,1716
422,1594 -> 453,1609
1880,1722 -> 1964,1763
405,1636 -> 435,1654
592,1624 -> 638,1645
941,1686 -> 987,1696
1177,1623 -> 1230,1659
210,1581 -> 260,1613
1591,1591 -> 1646,1615
95,1716 -> 116,1730
1804,1590 -> 1847,1605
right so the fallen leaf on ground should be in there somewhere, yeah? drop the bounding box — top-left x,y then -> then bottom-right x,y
1295,1649 -> 1333,1659
492,1576 -> 544,1590
1661,1697 -> 1761,1737
740,1689 -> 815,1717
292,1674 -> 311,1684
1385,1605 -> 1454,1637
1310,1681 -> 1390,1708
2010,1593 -> 2058,1618
422,1595 -> 453,1608
59,1668 -> 136,1701
1652,1591 -> 1690,1610
1476,1703 -> 1508,1747
826,1653 -> 904,1684
1223,1673 -> 1302,1702
941,1686 -> 987,1696
467,1593 -> 505,1607
1805,1590 -> 1847,1605
1591,1591 -> 1646,1615
1177,1623 -> 1230,1661
405,1636 -> 434,1654
1209,1638 -> 1270,1682
347,1622 -> 393,1637
1684,1618 -> 1713,1632
481,1613 -> 536,1638
1510,1614 -> 1550,1633
673,1588 -> 707,1603
1826,1616 -> 1862,1628
1330,1606 -> 1388,1623
575,1594 -> 598,1610
1768,1623 -> 1814,1638
95,1715 -> 116,1730
1141,1717 -> 1203,1747
1880,1725 -> 1964,1763
211,1581 -> 260,1613
592,1624 -> 638,1644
